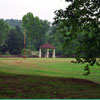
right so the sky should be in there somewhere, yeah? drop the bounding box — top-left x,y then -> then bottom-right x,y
0,0 -> 68,22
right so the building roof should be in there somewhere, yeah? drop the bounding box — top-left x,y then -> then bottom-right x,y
40,43 -> 55,49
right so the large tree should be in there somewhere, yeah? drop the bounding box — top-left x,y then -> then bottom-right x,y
22,12 -> 50,50
54,0 -> 100,75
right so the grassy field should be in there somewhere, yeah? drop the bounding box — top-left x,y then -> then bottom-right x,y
0,58 -> 100,99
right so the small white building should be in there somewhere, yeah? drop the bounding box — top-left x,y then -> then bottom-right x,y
39,43 -> 55,58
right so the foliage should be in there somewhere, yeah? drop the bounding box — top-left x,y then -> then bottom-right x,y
22,12 -> 50,50
0,19 -> 10,46
4,26 -> 24,54
46,25 -> 64,55
0,13 -> 83,56
54,0 -> 100,75
5,19 -> 22,28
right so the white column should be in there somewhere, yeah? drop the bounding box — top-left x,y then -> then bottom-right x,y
47,49 -> 49,58
39,48 -> 41,58
53,49 -> 55,58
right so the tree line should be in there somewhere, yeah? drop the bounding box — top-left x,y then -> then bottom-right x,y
0,12 -> 75,56
0,12 -> 81,57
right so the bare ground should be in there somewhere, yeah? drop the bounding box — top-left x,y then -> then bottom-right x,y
0,73 -> 100,99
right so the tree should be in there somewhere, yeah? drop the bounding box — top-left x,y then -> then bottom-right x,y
54,0 -> 100,75
0,19 -> 9,46
5,27 -> 24,54
22,12 -> 50,50
0,19 -> 10,54
47,25 -> 65,56
5,19 -> 22,28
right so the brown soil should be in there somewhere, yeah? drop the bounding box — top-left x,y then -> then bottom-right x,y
0,74 -> 100,99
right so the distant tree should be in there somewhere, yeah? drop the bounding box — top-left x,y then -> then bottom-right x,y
5,27 -> 24,54
0,19 -> 9,46
5,19 -> 22,28
54,0 -> 100,75
46,25 -> 64,55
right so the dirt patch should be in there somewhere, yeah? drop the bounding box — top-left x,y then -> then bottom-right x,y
0,74 -> 100,99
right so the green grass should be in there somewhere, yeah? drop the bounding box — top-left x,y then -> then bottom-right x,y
0,58 -> 100,99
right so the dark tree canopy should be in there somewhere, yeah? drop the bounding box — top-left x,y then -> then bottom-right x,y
4,27 -> 24,55
54,0 -> 100,75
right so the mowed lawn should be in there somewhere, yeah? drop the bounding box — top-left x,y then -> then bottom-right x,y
0,58 -> 100,99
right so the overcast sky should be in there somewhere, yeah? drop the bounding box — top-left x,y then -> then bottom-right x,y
0,0 -> 68,22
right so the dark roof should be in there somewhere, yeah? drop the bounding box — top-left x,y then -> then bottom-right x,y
40,43 -> 55,49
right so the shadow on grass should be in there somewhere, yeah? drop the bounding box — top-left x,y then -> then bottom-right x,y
0,72 -> 100,99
